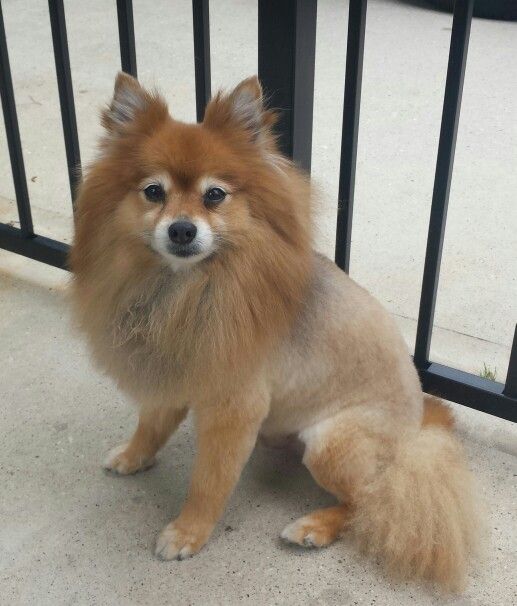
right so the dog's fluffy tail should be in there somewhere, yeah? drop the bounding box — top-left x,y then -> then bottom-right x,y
352,397 -> 482,592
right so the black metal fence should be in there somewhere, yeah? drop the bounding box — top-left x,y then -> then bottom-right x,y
0,0 -> 515,422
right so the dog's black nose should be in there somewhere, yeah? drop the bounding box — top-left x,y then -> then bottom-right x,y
168,221 -> 197,245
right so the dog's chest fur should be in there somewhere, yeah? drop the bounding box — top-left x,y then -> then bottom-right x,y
85,268 -> 209,402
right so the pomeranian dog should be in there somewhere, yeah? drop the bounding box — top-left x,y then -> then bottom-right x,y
71,73 -> 481,591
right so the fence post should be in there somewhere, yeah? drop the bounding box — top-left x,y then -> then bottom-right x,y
414,0 -> 474,367
504,326 -> 517,399
0,1 -> 34,235
48,0 -> 81,202
192,0 -> 211,122
116,0 -> 137,77
258,0 -> 317,172
334,0 -> 367,273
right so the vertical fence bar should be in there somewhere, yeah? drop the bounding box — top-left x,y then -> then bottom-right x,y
503,325 -> 517,398
334,0 -> 367,273
0,1 -> 34,236
258,0 -> 317,172
116,0 -> 137,77
48,0 -> 81,202
414,0 -> 474,366
192,0 -> 211,122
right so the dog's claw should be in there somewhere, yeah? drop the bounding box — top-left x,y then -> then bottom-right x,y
302,535 -> 316,547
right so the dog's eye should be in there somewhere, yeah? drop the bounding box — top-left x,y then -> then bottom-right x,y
143,184 -> 165,203
203,187 -> 226,206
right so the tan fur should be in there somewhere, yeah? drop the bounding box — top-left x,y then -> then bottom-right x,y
352,426 -> 481,592
71,74 -> 311,405
104,406 -> 187,474
281,505 -> 351,547
423,394 -> 455,429
70,73 -> 482,591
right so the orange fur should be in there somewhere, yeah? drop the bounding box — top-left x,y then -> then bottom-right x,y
71,73 -> 482,590
300,407 -> 482,592
71,73 -> 312,562
281,505 -> 351,547
351,426 -> 481,592
71,74 -> 312,404
423,395 -> 455,429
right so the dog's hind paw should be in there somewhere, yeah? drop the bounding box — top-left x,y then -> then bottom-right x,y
281,505 -> 349,548
281,518 -> 328,548
103,443 -> 155,475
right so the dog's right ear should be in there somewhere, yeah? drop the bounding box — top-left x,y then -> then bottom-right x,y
203,76 -> 276,145
101,72 -> 168,136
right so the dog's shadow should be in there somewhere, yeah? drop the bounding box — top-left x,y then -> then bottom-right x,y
102,419 -> 334,539
244,441 -> 335,519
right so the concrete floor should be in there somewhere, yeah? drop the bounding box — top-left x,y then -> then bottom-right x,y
0,0 -> 516,604
1,252 -> 516,605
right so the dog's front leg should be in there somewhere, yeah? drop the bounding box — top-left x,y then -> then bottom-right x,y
104,406 -> 188,475
155,394 -> 268,560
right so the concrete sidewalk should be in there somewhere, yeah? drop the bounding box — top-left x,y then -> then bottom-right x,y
0,253 -> 516,605
1,0 -> 516,604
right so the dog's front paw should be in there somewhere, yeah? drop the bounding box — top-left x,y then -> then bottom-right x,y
155,521 -> 211,561
103,443 -> 156,475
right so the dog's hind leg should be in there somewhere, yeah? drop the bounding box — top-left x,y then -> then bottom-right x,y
282,403 -> 480,591
104,406 -> 188,475
281,407 -> 395,548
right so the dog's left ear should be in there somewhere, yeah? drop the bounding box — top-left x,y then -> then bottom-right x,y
203,76 -> 275,143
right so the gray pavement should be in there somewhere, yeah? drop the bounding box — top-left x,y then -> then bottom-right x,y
0,256 -> 516,605
0,1 -> 516,604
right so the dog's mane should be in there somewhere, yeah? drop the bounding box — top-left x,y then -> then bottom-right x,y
71,160 -> 313,403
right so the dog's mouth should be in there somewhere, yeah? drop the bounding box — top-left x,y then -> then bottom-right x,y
166,243 -> 203,258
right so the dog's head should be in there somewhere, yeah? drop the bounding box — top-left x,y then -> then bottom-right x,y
79,73 -> 309,273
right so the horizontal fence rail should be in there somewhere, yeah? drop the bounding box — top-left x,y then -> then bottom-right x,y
0,0 -> 515,422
